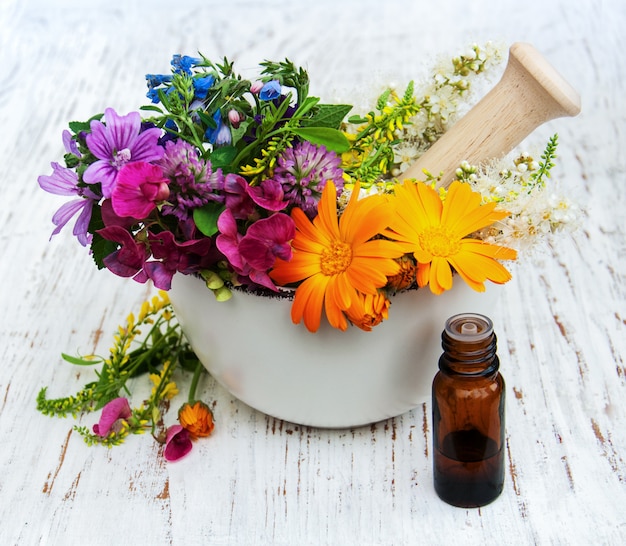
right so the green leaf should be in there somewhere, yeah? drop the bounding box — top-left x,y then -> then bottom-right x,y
139,105 -> 164,113
209,146 -> 238,169
291,127 -> 351,153
302,104 -> 352,129
68,113 -> 103,134
68,120 -> 92,133
88,205 -> 118,270
198,110 -> 217,129
193,202 -> 225,237
90,233 -> 118,270
61,353 -> 101,366
347,115 -> 368,124
294,96 -> 320,119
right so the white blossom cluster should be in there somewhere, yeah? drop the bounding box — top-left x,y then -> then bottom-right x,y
390,42 -> 503,177
465,155 -> 581,253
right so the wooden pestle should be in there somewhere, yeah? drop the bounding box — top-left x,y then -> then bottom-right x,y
400,42 -> 581,188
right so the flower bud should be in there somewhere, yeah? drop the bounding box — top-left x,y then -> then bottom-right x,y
228,109 -> 243,128
250,80 -> 264,94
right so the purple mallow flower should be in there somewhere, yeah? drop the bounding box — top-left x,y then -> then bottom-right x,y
38,162 -> 99,246
273,141 -> 345,217
83,108 -> 164,198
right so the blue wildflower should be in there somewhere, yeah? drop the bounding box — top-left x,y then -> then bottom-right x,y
204,110 -> 231,146
171,54 -> 201,75
193,74 -> 215,99
146,73 -> 173,103
259,80 -> 281,101
146,73 -> 173,88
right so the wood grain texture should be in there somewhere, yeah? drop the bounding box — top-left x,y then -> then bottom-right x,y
1,0 -> 625,544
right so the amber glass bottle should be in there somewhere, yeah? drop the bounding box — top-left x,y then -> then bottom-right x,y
432,313 -> 505,508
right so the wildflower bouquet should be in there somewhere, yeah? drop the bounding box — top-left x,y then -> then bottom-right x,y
37,43 -> 580,446
39,45 -> 578,335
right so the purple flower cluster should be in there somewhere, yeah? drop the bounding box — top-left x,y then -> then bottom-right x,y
158,140 -> 225,221
38,54 -> 351,296
38,105 -> 312,292
273,141 -> 344,217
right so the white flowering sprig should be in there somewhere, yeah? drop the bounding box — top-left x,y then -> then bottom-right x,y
389,43 -> 503,176
463,135 -> 580,251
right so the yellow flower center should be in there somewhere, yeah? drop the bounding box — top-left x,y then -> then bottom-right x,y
419,226 -> 461,257
320,240 -> 353,276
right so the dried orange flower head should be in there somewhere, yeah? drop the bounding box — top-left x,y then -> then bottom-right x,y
178,401 -> 215,439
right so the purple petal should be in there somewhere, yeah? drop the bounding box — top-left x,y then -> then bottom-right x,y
93,397 -> 132,437
216,208 -> 239,238
248,269 -> 278,291
216,234 -> 245,271
130,127 -> 165,162
62,130 -> 81,157
142,261 -> 175,290
100,199 -> 136,229
246,212 -> 295,243
86,119 -> 114,160
84,160 -> 119,198
51,199 -> 87,237
238,236 -> 275,270
247,179 -> 287,211
73,200 -> 94,246
38,162 -> 79,196
104,108 -> 142,152
164,425 -> 193,461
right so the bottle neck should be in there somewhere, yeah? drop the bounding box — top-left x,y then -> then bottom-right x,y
439,331 -> 499,376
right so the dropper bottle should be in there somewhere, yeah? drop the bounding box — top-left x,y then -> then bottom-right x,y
432,313 -> 505,507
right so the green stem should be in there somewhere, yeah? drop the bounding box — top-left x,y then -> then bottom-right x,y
188,359 -> 204,403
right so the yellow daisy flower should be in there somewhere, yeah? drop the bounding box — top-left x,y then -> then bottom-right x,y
386,180 -> 517,295
270,181 -> 404,332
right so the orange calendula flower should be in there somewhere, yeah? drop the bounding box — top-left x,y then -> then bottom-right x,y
387,254 -> 417,291
178,401 -> 215,439
386,180 -> 517,295
270,181 -> 404,332
346,290 -> 392,332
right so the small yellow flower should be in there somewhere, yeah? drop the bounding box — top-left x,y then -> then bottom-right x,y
150,361 -> 179,400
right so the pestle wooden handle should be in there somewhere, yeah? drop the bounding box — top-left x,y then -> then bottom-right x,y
400,42 -> 581,188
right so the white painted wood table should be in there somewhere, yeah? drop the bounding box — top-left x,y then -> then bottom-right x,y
1,0 -> 625,544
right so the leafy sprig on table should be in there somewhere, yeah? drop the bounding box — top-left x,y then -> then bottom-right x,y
37,292 -> 202,445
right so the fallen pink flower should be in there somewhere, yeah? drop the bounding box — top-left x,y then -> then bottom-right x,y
93,397 -> 132,437
164,425 -> 193,461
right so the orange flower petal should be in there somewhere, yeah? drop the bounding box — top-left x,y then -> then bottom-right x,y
291,275 -> 329,332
